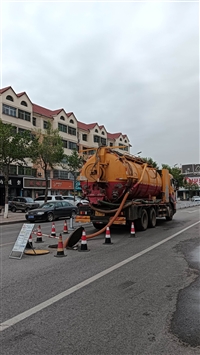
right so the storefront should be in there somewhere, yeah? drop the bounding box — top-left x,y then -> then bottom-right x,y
23,178 -> 51,199
0,176 -> 23,205
51,179 -> 74,195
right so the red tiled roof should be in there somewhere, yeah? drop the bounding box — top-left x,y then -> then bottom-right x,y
77,121 -> 98,131
0,86 -> 12,94
107,132 -> 122,139
32,103 -> 73,119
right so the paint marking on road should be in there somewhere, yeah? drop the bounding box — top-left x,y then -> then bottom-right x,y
0,220 -> 200,332
183,210 -> 200,214
0,242 -> 13,247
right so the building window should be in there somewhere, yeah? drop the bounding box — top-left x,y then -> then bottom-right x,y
43,121 -> 48,129
69,141 -> 77,150
82,134 -> 87,141
125,139 -> 127,143
53,170 -> 68,179
110,142 -> 113,147
60,115 -> 65,121
18,128 -> 27,134
12,126 -> 17,134
18,166 -> 36,176
9,165 -> 17,175
21,100 -> 28,106
95,129 -> 98,133
119,138 -> 122,141
18,109 -> 31,122
101,131 -> 105,135
58,122 -> 67,133
68,126 -> 76,135
119,143 -> 128,151
6,95 -> 14,101
100,137 -> 106,146
69,119 -> 74,124
32,117 -> 36,126
94,135 -> 100,143
3,104 -> 16,117
62,140 -> 68,148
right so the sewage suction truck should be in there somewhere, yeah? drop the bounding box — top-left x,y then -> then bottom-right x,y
75,146 -> 177,232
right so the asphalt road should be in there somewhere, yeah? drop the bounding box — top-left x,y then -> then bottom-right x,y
0,207 -> 200,355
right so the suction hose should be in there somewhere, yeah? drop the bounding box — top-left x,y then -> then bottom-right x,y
63,163 -> 148,248
63,190 -> 130,248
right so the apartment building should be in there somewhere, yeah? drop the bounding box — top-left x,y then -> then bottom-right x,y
0,86 -> 131,203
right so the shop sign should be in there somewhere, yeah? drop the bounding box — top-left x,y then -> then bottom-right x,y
51,179 -> 73,190
24,178 -> 50,188
0,176 -> 23,188
185,177 -> 200,187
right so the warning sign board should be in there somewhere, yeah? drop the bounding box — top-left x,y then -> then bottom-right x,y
9,223 -> 35,259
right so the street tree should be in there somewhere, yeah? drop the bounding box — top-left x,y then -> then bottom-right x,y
0,120 -> 35,218
141,157 -> 159,169
183,179 -> 199,198
31,121 -> 65,202
62,149 -> 84,201
162,164 -> 184,188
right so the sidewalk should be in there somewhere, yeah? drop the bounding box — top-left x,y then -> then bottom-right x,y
0,201 -> 199,226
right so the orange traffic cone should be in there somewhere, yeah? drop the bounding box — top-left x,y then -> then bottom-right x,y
35,225 -> 44,243
26,233 -> 34,249
78,229 -> 89,252
49,222 -> 57,238
63,220 -> 68,234
130,222 -> 136,237
103,226 -> 113,244
54,234 -> 66,257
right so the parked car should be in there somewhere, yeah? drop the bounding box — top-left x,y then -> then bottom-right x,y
9,197 -> 40,212
62,196 -> 89,206
191,196 -> 200,201
34,195 -> 64,206
25,200 -> 78,222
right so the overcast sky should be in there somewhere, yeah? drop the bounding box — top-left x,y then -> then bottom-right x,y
1,1 -> 199,168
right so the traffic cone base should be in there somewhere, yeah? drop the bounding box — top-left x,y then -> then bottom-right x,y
78,230 -> 90,252
26,234 -> 34,249
49,222 -> 57,238
63,220 -> 68,234
35,225 -> 44,243
130,222 -> 136,237
54,234 -> 66,257
103,227 -> 113,244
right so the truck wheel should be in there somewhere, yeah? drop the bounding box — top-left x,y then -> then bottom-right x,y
166,205 -> 173,221
148,208 -> 156,228
135,209 -> 148,231
93,223 -> 106,230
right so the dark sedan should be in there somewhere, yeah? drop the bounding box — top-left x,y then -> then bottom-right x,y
25,201 -> 77,222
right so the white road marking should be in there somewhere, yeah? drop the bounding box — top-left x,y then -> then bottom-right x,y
1,220 -> 200,332
183,210 -> 199,213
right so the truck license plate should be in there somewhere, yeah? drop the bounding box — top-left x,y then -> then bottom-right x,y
95,211 -> 105,216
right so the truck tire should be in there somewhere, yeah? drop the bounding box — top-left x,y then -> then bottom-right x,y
93,223 -> 106,230
148,208 -> 156,228
135,209 -> 148,231
166,204 -> 173,221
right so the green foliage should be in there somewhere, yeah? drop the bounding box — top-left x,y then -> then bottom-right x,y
183,179 -> 199,191
0,120 -> 36,209
162,164 -> 184,188
63,149 -> 84,176
141,157 -> 159,169
62,150 -> 85,196
31,121 -> 65,199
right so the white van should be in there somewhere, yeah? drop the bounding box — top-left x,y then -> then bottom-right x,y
34,195 -> 64,206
